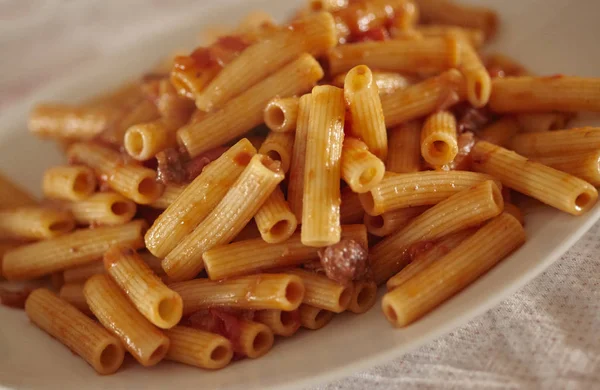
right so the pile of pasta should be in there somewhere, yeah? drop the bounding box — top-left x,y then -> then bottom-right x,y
2,0 -> 600,376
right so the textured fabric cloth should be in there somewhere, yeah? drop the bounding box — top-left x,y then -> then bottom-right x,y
1,1 -> 599,389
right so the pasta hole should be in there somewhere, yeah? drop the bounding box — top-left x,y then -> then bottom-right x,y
359,168 -> 377,186
280,310 -> 295,327
126,130 -> 144,157
259,155 -> 282,173
48,220 -> 73,234
73,172 -> 93,194
368,215 -> 384,229
314,309 -> 330,325
138,177 -> 159,197
575,192 -> 593,212
338,286 -> 352,309
384,303 -> 398,323
210,344 -> 230,362
285,280 -> 304,306
157,297 -> 180,325
359,192 -> 376,215
149,344 -> 168,364
269,220 -> 291,238
267,150 -> 282,162
252,330 -> 272,353
430,141 -> 449,157
265,106 -> 286,130
356,284 -> 376,308
99,343 -> 121,370
110,201 -> 131,216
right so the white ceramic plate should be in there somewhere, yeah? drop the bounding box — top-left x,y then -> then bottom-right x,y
1,0 -> 600,389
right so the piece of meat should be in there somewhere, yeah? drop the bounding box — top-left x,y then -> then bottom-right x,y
318,239 -> 369,285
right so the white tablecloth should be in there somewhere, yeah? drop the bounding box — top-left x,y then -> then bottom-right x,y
1,1 -> 598,389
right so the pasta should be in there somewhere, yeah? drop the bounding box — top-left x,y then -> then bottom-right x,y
177,54 -> 324,158
7,0 -> 600,373
382,213 -> 525,327
2,220 -> 146,281
145,138 -> 256,257
472,141 -> 598,215
264,97 -> 299,133
63,192 -> 137,226
328,38 -> 460,76
386,121 -> 422,173
0,207 -> 75,240
489,76 -> 600,113
67,143 -> 164,204
25,288 -> 125,374
253,187 -> 298,244
164,326 -> 233,369
381,69 -> 466,128
286,269 -> 352,313
359,171 -> 499,216
254,309 -> 301,337
301,85 -> 345,247
42,165 -> 97,201
169,274 -> 305,314
259,131 -> 295,173
84,274 -> 170,366
370,180 -> 503,284
298,304 -> 334,330
364,206 -> 429,237
287,94 -> 312,221
341,137 -> 385,193
420,110 -> 458,166
203,224 -> 367,280
104,245 -> 183,329
508,127 -> 600,157
344,65 -> 388,160
193,12 -> 336,111
163,154 -> 285,282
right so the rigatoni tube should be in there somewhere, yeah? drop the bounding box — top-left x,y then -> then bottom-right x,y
364,206 -> 429,237
533,151 -> 600,186
145,138 -> 256,258
264,97 -> 299,133
163,154 -> 284,282
64,192 -> 136,226
169,274 -> 305,315
164,326 -> 233,369
386,121 -> 422,173
178,54 -> 324,158
104,245 -> 183,329
301,85 -> 345,247
67,142 -> 163,204
370,180 -> 504,285
254,187 -> 297,244
298,304 -> 334,330
341,138 -> 385,193
259,131 -> 295,173
288,94 -> 312,221
348,280 -> 378,314
381,69 -> 466,128
0,207 -> 74,240
194,12 -> 335,111
2,220 -> 146,281
254,309 -> 301,337
382,213 -> 525,327
42,165 -> 96,201
286,269 -> 352,313
420,110 -> 458,166
508,127 -> 600,157
472,141 -> 598,215
489,76 -> 600,113
26,288 -> 125,375
359,171 -> 499,216
344,65 -> 388,160
84,275 -> 170,366
203,224 -> 367,280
